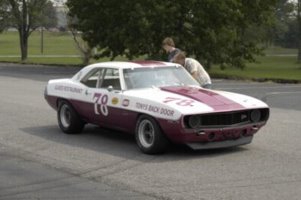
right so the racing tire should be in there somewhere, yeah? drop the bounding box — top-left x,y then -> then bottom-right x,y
57,100 -> 85,134
135,115 -> 169,154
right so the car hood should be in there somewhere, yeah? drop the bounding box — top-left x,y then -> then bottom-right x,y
160,86 -> 243,108
160,86 -> 268,111
123,86 -> 268,120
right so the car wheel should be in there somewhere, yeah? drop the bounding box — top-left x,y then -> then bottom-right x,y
57,100 -> 85,134
135,115 -> 169,154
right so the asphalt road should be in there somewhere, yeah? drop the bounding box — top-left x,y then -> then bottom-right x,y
1,63 -> 301,200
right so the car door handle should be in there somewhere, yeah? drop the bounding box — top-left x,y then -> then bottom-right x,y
85,90 -> 92,95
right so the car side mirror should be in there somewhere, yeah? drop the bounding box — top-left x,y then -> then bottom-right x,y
107,85 -> 114,92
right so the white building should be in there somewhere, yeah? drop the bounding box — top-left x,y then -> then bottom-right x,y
51,0 -> 68,28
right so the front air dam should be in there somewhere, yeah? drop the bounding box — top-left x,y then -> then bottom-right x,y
186,136 -> 253,150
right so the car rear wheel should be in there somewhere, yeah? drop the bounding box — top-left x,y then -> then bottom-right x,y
58,100 -> 84,134
135,115 -> 168,154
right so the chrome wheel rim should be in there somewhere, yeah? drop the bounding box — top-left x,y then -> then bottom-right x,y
138,120 -> 155,148
60,104 -> 71,128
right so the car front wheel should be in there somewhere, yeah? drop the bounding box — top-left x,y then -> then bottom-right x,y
135,115 -> 168,154
57,100 -> 84,134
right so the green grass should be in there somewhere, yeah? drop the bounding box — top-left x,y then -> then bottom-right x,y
264,46 -> 298,55
0,30 -> 83,65
0,31 -> 79,55
0,31 -> 133,65
209,56 -> 301,82
1,30 -> 301,82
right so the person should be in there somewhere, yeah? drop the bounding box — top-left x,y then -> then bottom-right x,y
173,52 -> 212,89
162,37 -> 181,62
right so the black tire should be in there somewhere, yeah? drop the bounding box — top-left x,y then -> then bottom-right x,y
135,115 -> 169,154
57,100 -> 85,134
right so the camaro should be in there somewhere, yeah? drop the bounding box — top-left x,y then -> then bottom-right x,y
44,61 -> 269,154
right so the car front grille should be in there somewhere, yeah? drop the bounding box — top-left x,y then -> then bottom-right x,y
184,108 -> 269,129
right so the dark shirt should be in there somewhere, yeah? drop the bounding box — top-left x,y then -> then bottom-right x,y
167,48 -> 181,62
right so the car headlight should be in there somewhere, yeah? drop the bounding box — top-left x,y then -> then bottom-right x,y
250,109 -> 261,122
188,115 -> 201,128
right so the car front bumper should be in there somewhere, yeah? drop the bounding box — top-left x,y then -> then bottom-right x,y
186,136 -> 253,150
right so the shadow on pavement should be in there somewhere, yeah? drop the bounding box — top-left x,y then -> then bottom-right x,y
21,124 -> 248,162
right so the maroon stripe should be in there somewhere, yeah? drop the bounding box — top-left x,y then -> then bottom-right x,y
160,86 -> 245,111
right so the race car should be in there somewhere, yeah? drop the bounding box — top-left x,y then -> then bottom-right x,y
44,61 -> 269,154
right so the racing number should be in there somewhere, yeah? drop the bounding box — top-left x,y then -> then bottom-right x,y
163,97 -> 194,107
93,93 -> 109,116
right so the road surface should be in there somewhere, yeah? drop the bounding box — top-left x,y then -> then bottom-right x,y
1,63 -> 301,200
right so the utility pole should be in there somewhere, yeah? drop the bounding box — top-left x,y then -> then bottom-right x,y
297,0 -> 301,63
40,26 -> 44,54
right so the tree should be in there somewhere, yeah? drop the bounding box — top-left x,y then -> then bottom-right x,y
3,0 -> 57,61
271,0 -> 298,48
42,1 -> 57,29
63,2 -> 92,65
68,17 -> 93,65
67,0 -> 277,69
271,0 -> 300,63
0,0 -> 9,32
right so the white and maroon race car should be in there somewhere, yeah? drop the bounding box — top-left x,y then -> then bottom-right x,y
44,61 -> 269,154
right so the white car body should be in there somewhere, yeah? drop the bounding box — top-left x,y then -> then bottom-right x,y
45,61 -> 269,154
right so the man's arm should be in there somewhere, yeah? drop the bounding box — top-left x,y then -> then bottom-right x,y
191,71 -> 198,80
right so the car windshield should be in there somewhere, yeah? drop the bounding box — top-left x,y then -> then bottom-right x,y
123,66 -> 199,89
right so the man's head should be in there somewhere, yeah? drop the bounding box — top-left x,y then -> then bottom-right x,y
173,52 -> 186,66
162,37 -> 175,52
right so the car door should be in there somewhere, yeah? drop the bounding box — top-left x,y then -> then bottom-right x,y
96,67 -> 129,129
78,68 -> 105,124
83,67 -> 125,127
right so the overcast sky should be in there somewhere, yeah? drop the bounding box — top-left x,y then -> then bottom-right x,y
51,0 -> 67,6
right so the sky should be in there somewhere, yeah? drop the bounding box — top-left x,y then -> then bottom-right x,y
50,0 -> 67,7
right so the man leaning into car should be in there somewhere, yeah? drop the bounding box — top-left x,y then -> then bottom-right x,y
173,52 -> 212,89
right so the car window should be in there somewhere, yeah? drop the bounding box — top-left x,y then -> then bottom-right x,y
99,68 -> 121,90
80,69 -> 104,88
123,66 -> 199,89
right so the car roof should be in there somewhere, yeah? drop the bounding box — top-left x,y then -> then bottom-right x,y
85,61 -> 176,70
72,61 -> 180,80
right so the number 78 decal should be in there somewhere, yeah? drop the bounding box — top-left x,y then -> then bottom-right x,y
163,97 -> 195,107
93,93 -> 109,116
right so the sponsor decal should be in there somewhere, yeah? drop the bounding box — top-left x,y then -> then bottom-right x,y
163,97 -> 195,107
136,102 -> 148,110
161,86 -> 245,110
55,85 -> 83,94
135,102 -> 174,117
122,99 -> 130,107
93,93 -> 109,116
111,97 -> 119,105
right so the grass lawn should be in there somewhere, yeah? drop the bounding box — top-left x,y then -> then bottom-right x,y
0,30 -> 300,82
0,31 -> 79,55
209,56 -> 301,82
0,30 -> 84,65
264,46 -> 298,55
0,30 -> 131,65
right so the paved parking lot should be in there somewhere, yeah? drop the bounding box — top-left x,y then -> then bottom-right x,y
0,63 -> 301,200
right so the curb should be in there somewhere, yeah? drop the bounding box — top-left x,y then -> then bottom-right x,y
0,60 -> 84,68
